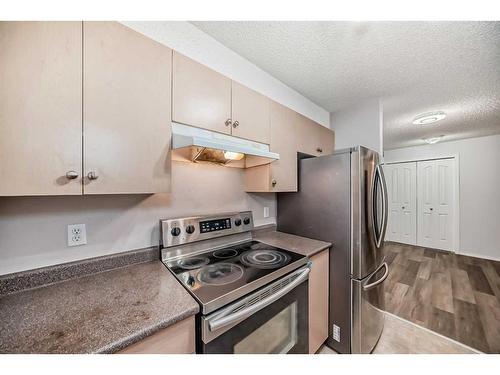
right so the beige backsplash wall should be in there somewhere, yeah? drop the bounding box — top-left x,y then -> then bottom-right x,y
0,161 -> 276,275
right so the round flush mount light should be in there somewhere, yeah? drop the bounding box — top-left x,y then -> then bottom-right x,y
423,135 -> 444,144
412,111 -> 446,125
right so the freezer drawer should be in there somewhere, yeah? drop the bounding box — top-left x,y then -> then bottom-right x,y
351,262 -> 388,354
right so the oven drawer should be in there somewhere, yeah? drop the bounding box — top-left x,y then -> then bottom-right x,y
199,265 -> 310,354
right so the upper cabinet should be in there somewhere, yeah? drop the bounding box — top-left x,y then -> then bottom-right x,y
316,123 -> 335,155
231,81 -> 270,144
0,22 -> 83,196
0,21 -> 172,197
1,22 -> 333,197
296,114 -> 335,157
172,52 -> 270,144
245,102 -> 297,192
83,22 -> 172,194
172,52 -> 232,135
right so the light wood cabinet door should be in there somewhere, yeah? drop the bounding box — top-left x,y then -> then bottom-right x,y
117,316 -> 195,354
269,102 -> 297,191
316,124 -> 335,155
309,249 -> 329,354
295,113 -> 319,156
296,114 -> 335,157
244,102 -> 297,192
172,52 -> 231,134
83,22 -> 172,194
231,81 -> 270,144
0,21 -> 83,196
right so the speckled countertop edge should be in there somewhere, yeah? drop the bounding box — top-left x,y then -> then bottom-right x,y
97,304 -> 199,354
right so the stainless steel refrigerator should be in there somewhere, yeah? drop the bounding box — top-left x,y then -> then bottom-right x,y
277,146 -> 389,354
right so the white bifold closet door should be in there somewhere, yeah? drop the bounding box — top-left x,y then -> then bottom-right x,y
417,158 -> 455,251
384,162 -> 417,245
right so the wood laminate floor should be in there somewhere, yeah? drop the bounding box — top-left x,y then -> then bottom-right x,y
318,312 -> 478,354
384,242 -> 500,353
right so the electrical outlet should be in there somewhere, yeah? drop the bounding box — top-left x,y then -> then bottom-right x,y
67,224 -> 87,247
333,324 -> 341,342
263,206 -> 270,218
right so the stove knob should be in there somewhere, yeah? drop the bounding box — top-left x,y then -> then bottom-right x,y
171,227 -> 181,236
186,225 -> 195,234
186,275 -> 195,287
243,217 -> 251,225
234,219 -> 242,226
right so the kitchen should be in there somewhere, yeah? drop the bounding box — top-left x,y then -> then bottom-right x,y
1,2 -> 500,372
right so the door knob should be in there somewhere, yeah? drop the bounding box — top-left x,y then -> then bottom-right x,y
225,119 -> 232,127
316,147 -> 323,153
271,179 -> 277,187
87,171 -> 99,181
430,207 -> 434,211
401,206 -> 405,210
65,170 -> 79,180
232,120 -> 239,128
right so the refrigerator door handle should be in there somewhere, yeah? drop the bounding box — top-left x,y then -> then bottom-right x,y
373,164 -> 388,248
363,262 -> 389,291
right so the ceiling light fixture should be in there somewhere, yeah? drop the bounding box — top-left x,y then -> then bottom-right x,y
412,111 -> 446,125
423,135 -> 444,144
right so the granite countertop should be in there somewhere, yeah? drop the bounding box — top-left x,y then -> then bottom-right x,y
253,228 -> 331,257
0,258 -> 199,354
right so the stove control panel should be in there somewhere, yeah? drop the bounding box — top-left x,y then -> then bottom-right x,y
160,211 -> 254,248
200,218 -> 232,233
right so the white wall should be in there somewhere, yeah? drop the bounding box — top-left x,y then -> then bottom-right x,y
0,162 -> 276,275
384,134 -> 500,261
121,21 -> 330,127
329,98 -> 383,154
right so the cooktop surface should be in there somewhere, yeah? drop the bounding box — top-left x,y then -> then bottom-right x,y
163,240 -> 307,313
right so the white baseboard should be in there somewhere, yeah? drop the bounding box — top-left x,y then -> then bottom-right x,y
456,250 -> 500,262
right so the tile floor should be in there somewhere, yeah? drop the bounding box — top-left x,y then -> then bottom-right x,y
318,312 -> 479,354
384,242 -> 500,353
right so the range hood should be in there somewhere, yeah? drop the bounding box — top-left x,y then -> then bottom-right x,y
171,122 -> 279,168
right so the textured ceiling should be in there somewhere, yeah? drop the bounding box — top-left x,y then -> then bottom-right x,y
191,21 -> 500,149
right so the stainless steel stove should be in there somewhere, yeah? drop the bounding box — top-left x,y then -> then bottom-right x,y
160,211 -> 310,354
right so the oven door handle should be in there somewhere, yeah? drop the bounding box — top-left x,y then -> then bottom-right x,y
207,265 -> 311,332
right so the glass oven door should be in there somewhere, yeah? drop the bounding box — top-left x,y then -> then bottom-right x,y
199,266 -> 310,354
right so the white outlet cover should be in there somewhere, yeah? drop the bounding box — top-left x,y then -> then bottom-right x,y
263,206 -> 270,218
67,224 -> 87,247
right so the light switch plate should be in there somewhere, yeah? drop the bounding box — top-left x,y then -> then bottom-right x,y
67,224 -> 87,247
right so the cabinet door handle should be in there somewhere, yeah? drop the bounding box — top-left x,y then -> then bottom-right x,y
271,179 -> 277,187
232,120 -> 239,128
316,147 -> 323,153
225,119 -> 232,127
87,171 -> 99,181
65,171 -> 79,180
